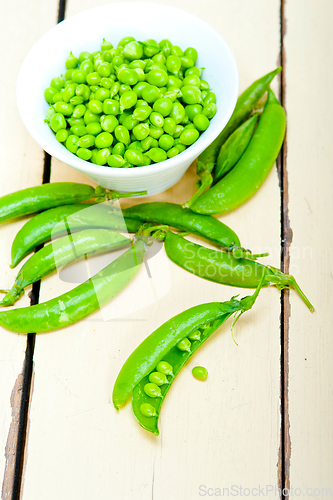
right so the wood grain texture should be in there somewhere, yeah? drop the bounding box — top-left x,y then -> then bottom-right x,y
21,1 -> 284,499
284,0 -> 333,494
0,0 -> 59,496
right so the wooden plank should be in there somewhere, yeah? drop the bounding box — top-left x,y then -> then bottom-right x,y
21,1 -> 284,498
0,0 -> 60,497
284,0 -> 333,494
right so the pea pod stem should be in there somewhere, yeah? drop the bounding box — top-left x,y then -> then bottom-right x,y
183,170 -> 213,209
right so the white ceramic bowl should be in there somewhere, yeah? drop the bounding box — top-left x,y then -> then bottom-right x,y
17,2 -> 238,196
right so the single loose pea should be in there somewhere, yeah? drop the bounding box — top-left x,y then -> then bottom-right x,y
120,90 -> 137,109
143,39 -> 159,57
103,99 -> 119,115
180,128 -> 199,146
78,134 -> 95,148
44,87 -> 58,104
153,98 -> 173,117
200,80 -> 210,91
159,134 -> 174,151
174,140 -> 186,153
188,329 -> 201,341
84,109 -> 100,125
50,76 -> 65,91
100,115 -> 119,134
192,366 -> 208,381
149,127 -> 164,140
133,105 -> 152,121
55,129 -> 69,143
77,147 -> 93,161
184,47 -> 198,63
150,112 -> 164,128
169,102 -> 186,124
118,36 -> 135,47
94,88 -> 110,102
147,147 -> 167,163
45,106 -> 55,123
53,102 -> 74,116
202,103 -> 217,119
50,113 -> 66,132
66,135 -> 80,154
181,85 -> 201,104
118,111 -> 131,125
90,148 -> 99,164
142,85 -> 161,104
147,69 -> 168,87
114,125 -> 130,144
65,51 -> 79,69
167,146 -> 180,158
133,68 -> 145,82
193,113 -> 210,131
149,372 -> 168,386
64,69 -> 74,81
124,149 -> 145,166
144,383 -> 162,398
67,117 -> 84,127
76,84 -> 90,100
156,361 -> 173,376
130,59 -> 146,70
107,154 -> 124,167
110,81 -> 120,97
132,123 -> 150,141
140,403 -> 157,418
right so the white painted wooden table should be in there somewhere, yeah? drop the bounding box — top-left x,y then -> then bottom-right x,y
1,1 -> 332,499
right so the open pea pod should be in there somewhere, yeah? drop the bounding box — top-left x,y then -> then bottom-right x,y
113,274 -> 265,436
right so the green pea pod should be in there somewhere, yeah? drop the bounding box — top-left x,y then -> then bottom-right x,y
214,114 -> 259,183
0,182 -> 146,224
184,67 -> 282,208
122,202 -> 266,260
1,229 -> 131,307
191,89 -> 286,214
0,239 -> 146,333
113,273 -> 265,435
164,232 -> 314,312
10,203 -> 141,268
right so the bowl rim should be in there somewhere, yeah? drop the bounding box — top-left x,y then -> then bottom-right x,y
16,2 -> 239,179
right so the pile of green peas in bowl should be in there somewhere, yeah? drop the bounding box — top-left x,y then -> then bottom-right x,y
44,37 -> 217,168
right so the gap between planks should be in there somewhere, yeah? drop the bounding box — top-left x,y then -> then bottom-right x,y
277,0 -> 292,498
